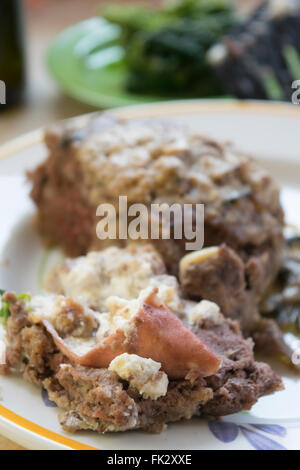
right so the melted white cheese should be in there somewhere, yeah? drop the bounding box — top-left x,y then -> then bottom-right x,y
29,295 -> 65,323
184,300 -> 223,326
149,275 -> 183,313
109,353 -> 168,400
46,246 -> 163,311
62,336 -> 97,356
28,294 -> 96,325
97,286 -> 155,340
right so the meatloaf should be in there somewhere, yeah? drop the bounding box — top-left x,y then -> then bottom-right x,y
29,114 -> 284,276
45,243 -> 296,366
2,284 -> 282,434
29,115 -> 285,350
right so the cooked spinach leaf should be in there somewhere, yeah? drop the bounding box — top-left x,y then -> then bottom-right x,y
0,292 -> 10,327
101,0 -> 235,95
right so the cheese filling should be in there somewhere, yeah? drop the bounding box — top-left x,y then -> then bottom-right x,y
33,245 -> 224,383
184,300 -> 224,327
45,245 -> 225,332
109,353 -> 168,400
96,286 -> 156,341
45,246 -> 165,312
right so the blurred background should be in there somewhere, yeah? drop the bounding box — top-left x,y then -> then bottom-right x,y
0,0 -> 299,144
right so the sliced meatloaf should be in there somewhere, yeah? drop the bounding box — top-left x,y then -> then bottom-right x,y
2,293 -> 282,433
46,243 -> 294,365
28,115 -> 286,359
29,114 -> 284,282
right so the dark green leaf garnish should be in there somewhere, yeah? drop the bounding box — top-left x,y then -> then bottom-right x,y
0,291 -> 10,327
282,44 -> 300,82
101,0 -> 235,96
17,292 -> 31,303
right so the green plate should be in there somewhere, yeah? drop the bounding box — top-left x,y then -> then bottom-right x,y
48,17 -> 226,109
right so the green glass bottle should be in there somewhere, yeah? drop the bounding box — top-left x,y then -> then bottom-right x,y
0,0 -> 25,109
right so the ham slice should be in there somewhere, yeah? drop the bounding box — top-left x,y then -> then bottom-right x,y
43,289 -> 221,379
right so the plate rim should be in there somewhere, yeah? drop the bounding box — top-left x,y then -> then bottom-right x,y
0,98 -> 300,450
0,404 -> 97,450
0,99 -> 299,161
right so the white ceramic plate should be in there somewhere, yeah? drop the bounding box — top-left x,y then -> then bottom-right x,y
0,100 -> 300,450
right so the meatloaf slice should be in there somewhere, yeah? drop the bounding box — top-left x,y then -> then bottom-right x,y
2,293 -> 282,434
28,113 -> 284,279
28,114 -> 284,345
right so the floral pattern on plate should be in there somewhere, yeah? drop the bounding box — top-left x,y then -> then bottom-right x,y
208,420 -> 287,450
41,388 -> 57,408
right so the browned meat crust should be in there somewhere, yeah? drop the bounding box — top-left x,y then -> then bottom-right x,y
2,295 -> 282,433
29,132 -> 96,257
180,244 -> 297,365
181,244 -> 259,332
46,366 -> 212,434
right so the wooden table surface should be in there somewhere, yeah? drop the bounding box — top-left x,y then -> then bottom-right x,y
0,0 -> 262,450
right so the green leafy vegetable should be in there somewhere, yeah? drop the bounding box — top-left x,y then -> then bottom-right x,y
282,45 -> 300,81
262,69 -> 284,101
17,292 -> 31,303
163,0 -> 234,17
0,292 -> 10,327
126,16 -> 234,95
101,0 -> 234,35
100,0 -> 235,96
101,3 -> 171,40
